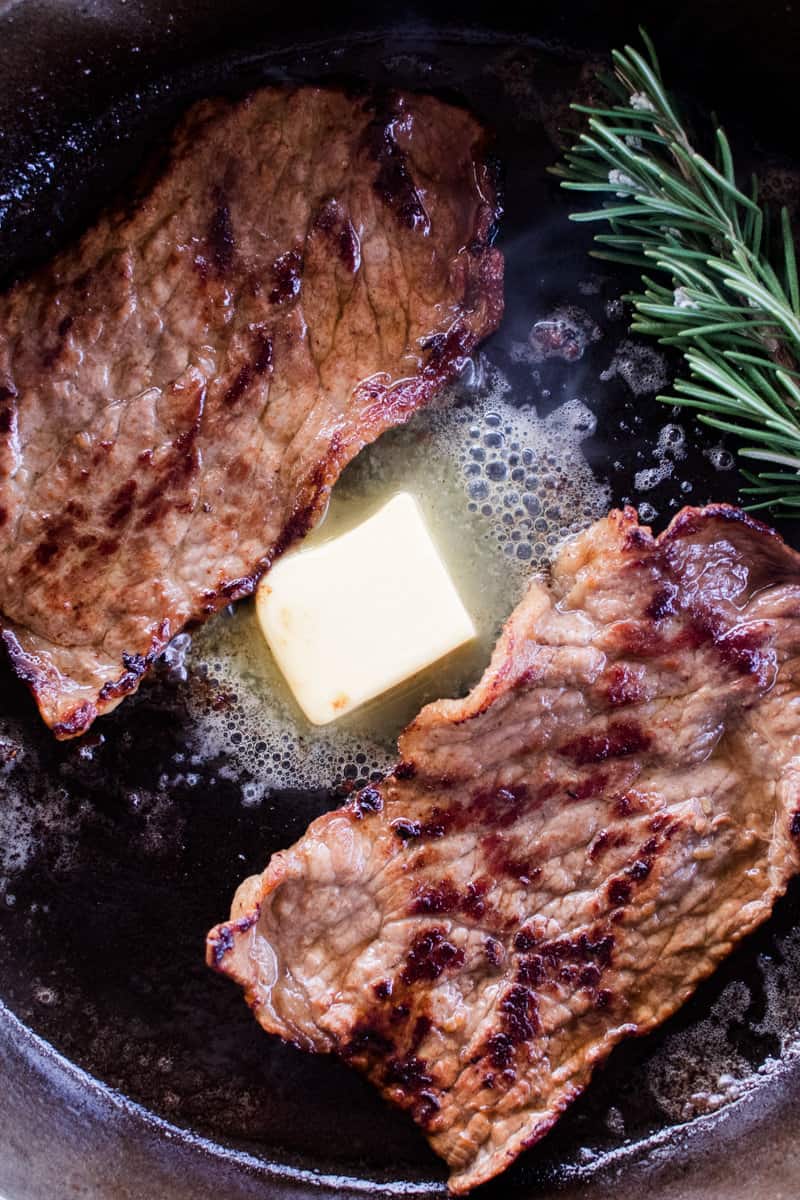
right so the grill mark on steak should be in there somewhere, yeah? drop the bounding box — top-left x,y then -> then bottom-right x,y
364,100 -> 431,233
588,827 -> 629,860
646,582 -> 678,620
269,250 -> 303,305
209,505 -> 800,1193
401,927 -> 465,984
483,981 -> 541,1082
410,877 -> 490,920
482,832 -> 540,886
223,332 -> 273,406
312,200 -> 362,272
208,188 -> 236,274
561,720 -> 651,765
352,786 -> 384,818
0,87 -> 503,736
105,479 -> 138,529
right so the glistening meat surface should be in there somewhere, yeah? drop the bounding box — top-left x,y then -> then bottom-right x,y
0,87 -> 502,737
208,505 -> 800,1194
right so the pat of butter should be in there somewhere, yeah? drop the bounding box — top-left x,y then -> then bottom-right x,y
256,492 -> 476,725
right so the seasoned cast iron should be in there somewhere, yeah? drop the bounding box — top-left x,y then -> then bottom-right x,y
2,2 -> 800,1197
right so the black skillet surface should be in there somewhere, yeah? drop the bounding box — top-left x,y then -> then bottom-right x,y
3,3 -> 800,1198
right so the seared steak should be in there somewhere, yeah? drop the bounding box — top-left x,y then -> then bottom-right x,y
208,505 -> 800,1194
0,87 -> 502,737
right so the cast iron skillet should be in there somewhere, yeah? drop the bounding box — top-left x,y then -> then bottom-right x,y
3,2 -> 800,1197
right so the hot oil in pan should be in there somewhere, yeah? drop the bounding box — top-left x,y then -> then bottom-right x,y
2,27 -> 800,1198
188,363 -> 608,793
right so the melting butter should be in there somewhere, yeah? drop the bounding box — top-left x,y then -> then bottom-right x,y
255,493 -> 476,725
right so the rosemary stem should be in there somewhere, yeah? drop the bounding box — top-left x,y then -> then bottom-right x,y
555,30 -> 800,514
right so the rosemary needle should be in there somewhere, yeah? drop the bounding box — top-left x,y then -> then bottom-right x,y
551,28 -> 800,514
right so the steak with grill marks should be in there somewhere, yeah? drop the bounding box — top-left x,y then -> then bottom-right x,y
208,504 -> 800,1194
0,86 -> 502,737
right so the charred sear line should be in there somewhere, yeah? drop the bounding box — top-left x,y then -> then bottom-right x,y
588,828 -> 629,861
716,624 -> 773,679
411,880 -> 461,915
501,983 -> 540,1042
338,223 -> 361,272
408,783 -> 536,849
409,1014 -> 431,1050
564,773 -> 608,801
512,925 -> 614,1005
206,912 -> 260,969
224,333 -> 273,406
561,721 -> 651,765
401,927 -> 465,985
521,928 -> 614,967
33,513 -> 74,567
105,479 -> 138,529
266,444 -> 341,568
312,201 -> 361,272
410,877 -> 489,919
343,1023 -> 394,1060
98,671 -> 140,703
689,606 -> 771,679
606,824 -> 681,909
224,368 -> 252,407
383,1056 -> 440,1126
384,1054 -> 432,1090
645,582 -> 678,620
607,855 -> 653,905
485,937 -> 504,969
481,985 -> 540,1079
135,387 -> 206,529
477,784 -> 530,827
96,649 -> 150,703
392,818 -> 422,842
485,1032 -> 516,1073
208,924 -> 235,967
208,190 -> 235,274
352,786 -> 384,818
364,108 -> 430,234
482,832 -> 539,885
269,250 -> 303,305
615,791 -> 647,818
344,1001 -> 441,1126
607,878 -> 633,906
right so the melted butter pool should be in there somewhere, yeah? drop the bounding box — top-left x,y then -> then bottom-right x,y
186,360 -> 610,798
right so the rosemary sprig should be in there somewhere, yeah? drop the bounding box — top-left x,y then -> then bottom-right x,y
551,28 -> 800,513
